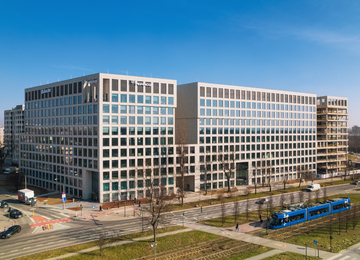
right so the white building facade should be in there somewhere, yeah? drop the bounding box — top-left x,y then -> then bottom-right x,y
176,82 -> 317,192
20,73 -> 177,202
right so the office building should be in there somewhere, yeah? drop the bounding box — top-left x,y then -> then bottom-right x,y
20,73 -> 176,202
0,126 -> 4,148
176,82 -> 317,192
4,105 -> 25,164
316,96 -> 348,176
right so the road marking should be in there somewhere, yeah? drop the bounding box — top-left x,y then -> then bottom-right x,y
47,242 -> 54,244
339,256 -> 351,260
274,243 -> 287,248
327,254 -> 342,260
23,247 -> 31,249
11,250 -> 18,252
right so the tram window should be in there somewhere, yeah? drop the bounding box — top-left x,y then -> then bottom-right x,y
289,213 -> 304,222
270,218 -> 281,226
333,203 -> 346,210
309,207 -> 328,217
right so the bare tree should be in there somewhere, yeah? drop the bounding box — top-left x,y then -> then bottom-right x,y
282,175 -> 288,190
266,161 -> 274,192
299,191 -> 304,203
220,197 -> 226,226
144,172 -> 172,242
233,196 -> 239,223
218,152 -> 233,193
99,231 -> 104,256
280,193 -> 285,209
201,156 -> 211,195
176,123 -> 188,206
6,171 -> 21,191
323,186 -> 328,201
269,194 -> 274,215
245,188 -> 250,220
315,189 -> 320,203
290,192 -> 295,204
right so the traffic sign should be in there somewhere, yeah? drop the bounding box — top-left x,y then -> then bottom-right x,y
314,240 -> 318,245
92,205 -> 95,209
62,193 -> 66,198
62,197 -> 66,203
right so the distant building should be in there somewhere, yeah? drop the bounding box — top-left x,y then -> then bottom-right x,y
0,126 -> 4,148
316,96 -> 348,176
4,105 -> 25,164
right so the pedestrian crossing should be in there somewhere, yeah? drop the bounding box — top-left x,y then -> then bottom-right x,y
31,223 -> 70,234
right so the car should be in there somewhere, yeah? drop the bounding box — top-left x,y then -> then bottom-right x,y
352,181 -> 360,185
9,209 -> 23,219
258,198 -> 271,204
0,201 -> 8,208
1,225 -> 21,239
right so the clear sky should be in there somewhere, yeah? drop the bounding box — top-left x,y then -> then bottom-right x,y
1,0 -> 359,126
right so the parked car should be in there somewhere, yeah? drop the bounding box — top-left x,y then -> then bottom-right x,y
0,201 -> 8,208
352,181 -> 360,185
1,225 -> 21,239
306,184 -> 321,192
9,209 -> 23,219
258,198 -> 271,204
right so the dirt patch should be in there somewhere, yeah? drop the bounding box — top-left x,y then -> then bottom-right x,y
67,207 -> 82,211
37,197 -> 79,205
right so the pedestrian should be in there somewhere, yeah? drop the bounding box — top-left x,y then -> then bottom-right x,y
99,205 -> 102,211
260,214 -> 263,223
235,223 -> 239,232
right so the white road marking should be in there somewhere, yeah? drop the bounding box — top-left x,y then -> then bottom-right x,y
327,254 -> 342,260
23,247 -> 31,249
47,242 -> 54,244
339,256 -> 351,260
11,250 -> 18,252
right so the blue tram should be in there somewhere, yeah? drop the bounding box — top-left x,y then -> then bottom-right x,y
269,197 -> 351,229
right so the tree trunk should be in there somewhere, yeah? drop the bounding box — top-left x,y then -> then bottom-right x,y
298,177 -> 302,188
283,182 -> 286,190
227,178 -> 231,193
269,183 -> 271,192
255,184 -> 257,194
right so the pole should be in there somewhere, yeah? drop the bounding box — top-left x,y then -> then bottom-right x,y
133,201 -> 135,217
306,243 -> 307,260
25,174 -> 27,189
63,184 -> 65,210
124,200 -> 126,217
183,212 -> 185,226
154,243 -> 156,260
81,204 -> 83,216
141,206 -> 144,233
266,203 -> 269,234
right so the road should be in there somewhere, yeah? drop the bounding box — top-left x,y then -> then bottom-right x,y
0,183 -> 357,260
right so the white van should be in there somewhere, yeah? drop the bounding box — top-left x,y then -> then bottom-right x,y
306,183 -> 320,192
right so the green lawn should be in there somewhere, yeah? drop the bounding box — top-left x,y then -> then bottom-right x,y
283,217 -> 360,253
14,226 -> 186,260
65,230 -> 221,260
262,251 -> 318,260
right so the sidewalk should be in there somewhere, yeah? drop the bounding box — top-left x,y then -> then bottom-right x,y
184,222 -> 338,260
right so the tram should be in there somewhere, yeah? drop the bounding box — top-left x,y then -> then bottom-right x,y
269,197 -> 350,229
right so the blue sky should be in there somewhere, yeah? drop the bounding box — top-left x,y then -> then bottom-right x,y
1,0 -> 360,126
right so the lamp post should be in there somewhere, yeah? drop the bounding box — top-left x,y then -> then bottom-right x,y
63,184 -> 65,210
151,242 -> 157,260
266,202 -> 269,234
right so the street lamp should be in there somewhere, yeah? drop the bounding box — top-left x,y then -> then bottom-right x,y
151,242 -> 157,260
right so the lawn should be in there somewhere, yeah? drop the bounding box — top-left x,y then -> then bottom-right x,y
283,217 -> 360,253
65,230 -> 221,260
14,226 -> 186,260
262,251 -> 318,260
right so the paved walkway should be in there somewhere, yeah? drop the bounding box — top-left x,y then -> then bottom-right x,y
184,222 -> 338,260
45,228 -> 193,260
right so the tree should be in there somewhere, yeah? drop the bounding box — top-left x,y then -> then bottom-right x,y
220,197 -> 226,226
99,231 -> 104,256
233,196 -> 239,223
266,161 -> 274,192
176,123 -> 188,206
6,171 -> 21,191
218,152 -> 233,193
143,172 -> 172,242
290,192 -> 295,204
201,156 -> 211,195
244,188 -> 250,220
280,193 -> 285,209
315,189 -> 320,203
282,175 -> 288,190
323,186 -> 328,201
299,191 -> 304,203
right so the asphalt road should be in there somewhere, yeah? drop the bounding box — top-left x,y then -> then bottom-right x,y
0,183 -> 357,260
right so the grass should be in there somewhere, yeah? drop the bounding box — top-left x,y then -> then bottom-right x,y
262,251 -> 318,260
283,217 -> 360,253
14,226 -> 186,260
64,230 -> 220,260
200,193 -> 360,228
223,246 -> 271,260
